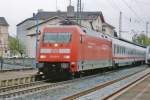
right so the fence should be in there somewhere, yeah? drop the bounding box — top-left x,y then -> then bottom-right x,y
3,58 -> 36,68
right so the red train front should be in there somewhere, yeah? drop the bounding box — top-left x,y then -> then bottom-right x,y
37,25 -> 112,79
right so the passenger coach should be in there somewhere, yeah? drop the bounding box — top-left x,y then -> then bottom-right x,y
112,38 -> 145,67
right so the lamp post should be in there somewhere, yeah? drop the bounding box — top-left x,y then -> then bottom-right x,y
0,43 -> 4,70
33,12 -> 39,68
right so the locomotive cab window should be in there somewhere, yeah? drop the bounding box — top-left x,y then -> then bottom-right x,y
43,32 -> 72,43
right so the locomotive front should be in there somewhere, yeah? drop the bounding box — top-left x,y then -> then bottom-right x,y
37,26 -> 79,79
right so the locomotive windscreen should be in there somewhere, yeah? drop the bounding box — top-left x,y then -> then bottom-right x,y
43,32 -> 71,43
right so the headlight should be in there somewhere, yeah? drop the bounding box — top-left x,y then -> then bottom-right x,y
71,62 -> 75,65
40,55 -> 46,59
64,55 -> 70,59
54,43 -> 58,47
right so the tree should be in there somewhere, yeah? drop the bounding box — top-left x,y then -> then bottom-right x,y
132,33 -> 150,46
8,36 -> 26,57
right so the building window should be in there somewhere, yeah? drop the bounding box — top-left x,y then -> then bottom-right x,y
102,28 -> 106,32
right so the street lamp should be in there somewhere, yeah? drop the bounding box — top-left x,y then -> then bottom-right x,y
33,12 -> 39,68
0,43 -> 4,70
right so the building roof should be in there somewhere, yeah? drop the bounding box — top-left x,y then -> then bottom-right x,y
35,11 -> 104,20
17,11 -> 105,26
27,16 -> 86,30
0,17 -> 9,26
27,16 -> 63,30
17,18 -> 34,26
103,22 -> 115,29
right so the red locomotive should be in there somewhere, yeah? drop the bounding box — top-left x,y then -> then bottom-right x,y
37,25 -> 145,79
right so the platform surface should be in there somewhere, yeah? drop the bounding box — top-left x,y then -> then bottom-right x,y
114,74 -> 150,100
0,69 -> 37,80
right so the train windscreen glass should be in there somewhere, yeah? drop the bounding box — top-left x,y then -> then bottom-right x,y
43,32 -> 71,43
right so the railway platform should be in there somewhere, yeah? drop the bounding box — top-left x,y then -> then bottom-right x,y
113,73 -> 150,100
0,69 -> 38,87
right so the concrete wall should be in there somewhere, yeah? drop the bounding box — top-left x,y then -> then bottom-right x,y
81,20 -> 91,29
0,26 -> 8,33
92,16 -> 103,32
102,25 -> 114,35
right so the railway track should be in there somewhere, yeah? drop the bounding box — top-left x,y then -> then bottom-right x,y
0,66 -> 147,99
0,71 -> 112,99
62,68 -> 150,100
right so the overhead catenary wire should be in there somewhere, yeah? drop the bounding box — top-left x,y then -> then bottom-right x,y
106,0 -> 133,34
133,0 -> 150,23
134,0 -> 150,6
121,0 -> 143,23
107,0 -> 131,21
106,0 -> 148,36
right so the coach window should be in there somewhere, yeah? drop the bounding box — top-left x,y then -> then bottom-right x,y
134,50 -> 135,55
120,47 -> 122,54
117,45 -> 119,54
115,45 -> 116,54
123,47 -> 125,55
117,46 -> 119,54
121,47 -> 123,55
122,47 -> 124,55
115,45 -> 117,54
120,46 -> 122,54
119,46 -> 120,54
120,46 -> 121,54
119,47 -> 120,54
113,44 -> 115,54
122,47 -> 123,54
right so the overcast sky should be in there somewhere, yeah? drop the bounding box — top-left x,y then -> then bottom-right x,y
0,0 -> 150,40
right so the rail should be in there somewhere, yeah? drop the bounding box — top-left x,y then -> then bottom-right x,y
62,68 -> 150,100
